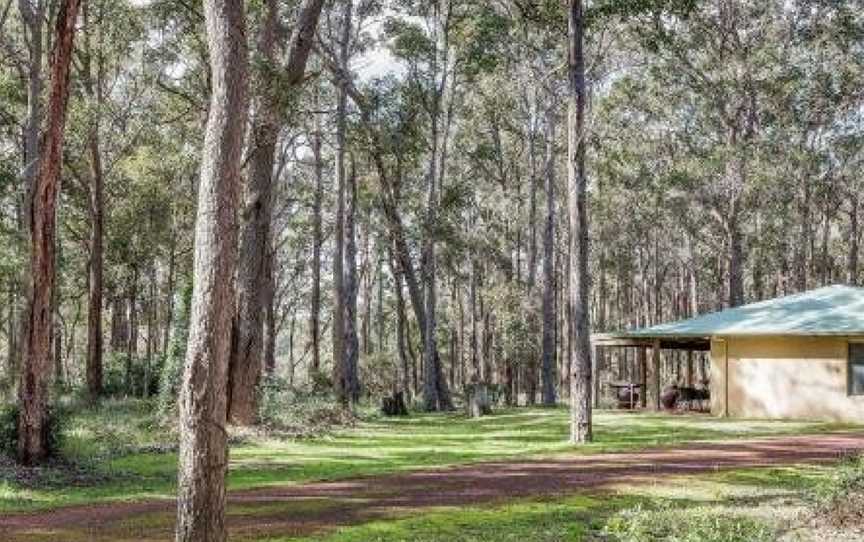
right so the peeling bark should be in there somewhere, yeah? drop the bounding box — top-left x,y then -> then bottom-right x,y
18,0 -> 81,466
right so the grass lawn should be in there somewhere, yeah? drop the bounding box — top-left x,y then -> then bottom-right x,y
275,464 -> 847,542
273,494 -> 622,542
0,399 -> 859,514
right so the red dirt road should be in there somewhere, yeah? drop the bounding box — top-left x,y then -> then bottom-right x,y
3,432 -> 864,541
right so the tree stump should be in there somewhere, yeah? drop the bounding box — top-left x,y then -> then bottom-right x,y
467,383 -> 492,418
381,391 -> 409,416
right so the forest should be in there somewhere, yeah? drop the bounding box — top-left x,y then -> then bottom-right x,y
1,0 -> 864,541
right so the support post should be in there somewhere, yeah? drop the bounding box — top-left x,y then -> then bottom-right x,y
592,344 -> 601,408
638,346 -> 647,408
685,350 -> 694,387
651,339 -> 661,411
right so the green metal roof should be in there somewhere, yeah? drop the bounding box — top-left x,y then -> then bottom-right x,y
623,285 -> 864,338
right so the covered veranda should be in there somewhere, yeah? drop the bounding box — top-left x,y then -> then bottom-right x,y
590,332 -> 710,411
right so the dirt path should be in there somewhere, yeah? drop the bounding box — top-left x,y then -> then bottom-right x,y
3,432 -> 864,541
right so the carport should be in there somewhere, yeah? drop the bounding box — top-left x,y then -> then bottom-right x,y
591,332 -> 709,411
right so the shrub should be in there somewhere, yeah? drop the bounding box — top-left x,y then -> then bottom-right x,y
806,454 -> 864,529
604,502 -> 775,542
102,353 -> 160,399
0,403 -> 67,460
359,351 -> 397,399
258,375 -> 356,437
308,369 -> 333,394
101,352 -> 130,396
63,398 -> 177,459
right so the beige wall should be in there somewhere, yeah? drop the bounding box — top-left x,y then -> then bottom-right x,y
709,336 -> 864,422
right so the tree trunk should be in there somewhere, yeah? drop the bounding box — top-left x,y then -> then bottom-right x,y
360,229 -> 373,355
17,0 -> 81,466
795,182 -> 810,292
331,44 -> 452,407
12,0 -> 45,396
263,247 -> 277,375
227,0 -> 276,425
470,257 -> 480,383
526,94 -> 540,291
228,0 -> 325,425
407,313 -> 419,397
687,234 -> 699,316
342,158 -> 361,406
83,8 -> 105,399
309,103 -> 324,375
389,246 -> 411,403
726,199 -> 744,308
377,256 -> 386,354
541,110 -> 557,406
175,0 -> 248,537
820,206 -> 831,286
332,0 -> 352,394
162,240 -> 176,355
422,1 -> 455,412
848,194 -> 859,285
126,273 -> 138,394
145,268 -> 156,398
6,282 -> 15,386
111,296 -> 128,353
559,252 -> 569,396
567,0 -> 592,444
51,235 -> 61,388
19,0 -> 43,206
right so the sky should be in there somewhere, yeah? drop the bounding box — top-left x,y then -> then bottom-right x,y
356,47 -> 404,81
128,0 -> 408,82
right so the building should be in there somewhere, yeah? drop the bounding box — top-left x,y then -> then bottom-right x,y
593,285 -> 864,422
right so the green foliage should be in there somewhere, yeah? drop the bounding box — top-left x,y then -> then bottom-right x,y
359,351 -> 399,398
63,399 -> 175,461
309,369 -> 333,394
0,404 -> 67,461
101,352 -> 130,397
101,353 -> 132,396
489,282 -> 541,371
258,375 -> 357,437
806,454 -> 864,528
587,0 -> 698,25
604,502 -> 775,542
95,351 -> 160,399
385,18 -> 434,63
456,6 -> 513,77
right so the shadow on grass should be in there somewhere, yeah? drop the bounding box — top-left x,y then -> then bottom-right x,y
1,405 -> 860,515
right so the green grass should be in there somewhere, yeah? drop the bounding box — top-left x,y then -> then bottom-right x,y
274,462 -> 851,542
268,494 -> 626,542
4,461 -> 841,542
0,400 -> 858,514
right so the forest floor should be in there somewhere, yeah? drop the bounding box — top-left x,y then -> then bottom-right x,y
0,405 -> 863,541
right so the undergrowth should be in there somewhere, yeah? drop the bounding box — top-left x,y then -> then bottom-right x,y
805,453 -> 864,530
603,502 -> 775,542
